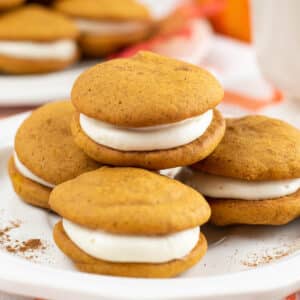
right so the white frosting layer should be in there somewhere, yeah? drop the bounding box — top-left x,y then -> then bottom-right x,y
63,219 -> 200,263
13,151 -> 55,188
75,18 -> 148,35
178,168 -> 300,200
79,110 -> 213,151
0,40 -> 77,60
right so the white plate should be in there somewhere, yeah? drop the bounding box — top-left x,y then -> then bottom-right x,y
1,113 -> 300,300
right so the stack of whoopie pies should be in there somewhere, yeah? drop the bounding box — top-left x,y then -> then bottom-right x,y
8,51 -> 300,278
9,51 -> 225,277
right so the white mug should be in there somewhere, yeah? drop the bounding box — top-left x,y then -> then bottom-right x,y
251,0 -> 300,99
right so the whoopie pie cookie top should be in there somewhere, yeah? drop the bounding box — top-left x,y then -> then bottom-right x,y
0,5 -> 79,41
71,51 -> 224,127
49,167 -> 211,235
15,101 -> 100,185
193,115 -> 300,181
53,0 -> 150,21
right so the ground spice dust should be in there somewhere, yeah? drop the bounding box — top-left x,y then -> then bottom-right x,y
241,240 -> 300,268
5,239 -> 46,254
0,221 -> 20,238
0,221 -> 21,245
0,220 -> 47,261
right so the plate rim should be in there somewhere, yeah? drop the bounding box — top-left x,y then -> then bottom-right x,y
0,250 -> 299,300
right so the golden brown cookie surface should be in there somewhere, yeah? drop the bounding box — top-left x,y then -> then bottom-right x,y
0,0 -> 24,11
15,101 -> 100,185
193,115 -> 300,180
53,221 -> 207,278
207,188 -> 300,226
53,0 -> 150,21
8,157 -> 51,209
49,167 -> 211,234
71,109 -> 226,169
72,51 -> 224,127
0,5 -> 79,41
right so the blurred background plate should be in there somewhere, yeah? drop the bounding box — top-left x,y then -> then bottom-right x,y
0,0 -> 184,106
0,60 -> 97,106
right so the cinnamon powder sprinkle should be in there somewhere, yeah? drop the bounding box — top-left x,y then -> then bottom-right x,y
0,220 -> 47,261
241,240 -> 300,268
5,239 -> 45,254
0,221 -> 20,239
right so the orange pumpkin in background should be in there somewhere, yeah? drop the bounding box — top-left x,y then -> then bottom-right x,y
197,0 -> 251,42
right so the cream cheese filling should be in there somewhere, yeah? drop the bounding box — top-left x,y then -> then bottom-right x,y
0,40 -> 77,60
79,110 -> 213,151
178,168 -> 300,200
13,151 -> 55,188
63,219 -> 200,263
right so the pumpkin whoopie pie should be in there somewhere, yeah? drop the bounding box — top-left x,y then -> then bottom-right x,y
71,51 -> 226,169
178,115 -> 300,226
50,167 -> 210,278
8,101 -> 100,209
0,5 -> 79,74
0,0 -> 24,11
53,0 -> 153,57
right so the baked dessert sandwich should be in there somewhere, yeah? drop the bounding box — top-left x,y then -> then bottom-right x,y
8,101 -> 100,208
51,167 -> 211,278
0,5 -> 79,74
71,51 -> 225,169
178,115 -> 300,226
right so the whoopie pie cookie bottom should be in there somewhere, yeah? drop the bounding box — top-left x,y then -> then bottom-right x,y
0,52 -> 79,74
207,188 -> 300,226
8,157 -> 51,209
54,221 -> 207,278
71,109 -> 226,169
